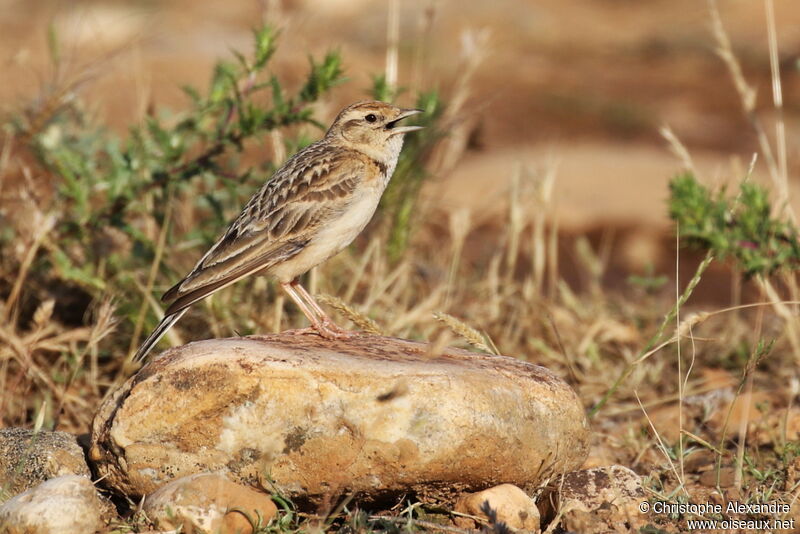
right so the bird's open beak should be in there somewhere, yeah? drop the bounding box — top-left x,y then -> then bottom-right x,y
386,108 -> 425,135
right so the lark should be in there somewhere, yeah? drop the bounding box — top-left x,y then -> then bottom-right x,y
133,101 -> 423,362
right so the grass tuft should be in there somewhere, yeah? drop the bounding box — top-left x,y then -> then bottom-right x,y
433,312 -> 498,355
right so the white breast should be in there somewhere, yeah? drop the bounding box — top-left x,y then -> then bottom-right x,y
270,186 -> 383,283
270,135 -> 406,283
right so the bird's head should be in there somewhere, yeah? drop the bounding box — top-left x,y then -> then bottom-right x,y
326,101 -> 423,161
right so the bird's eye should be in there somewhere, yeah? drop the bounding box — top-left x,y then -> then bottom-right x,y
365,114 -> 377,123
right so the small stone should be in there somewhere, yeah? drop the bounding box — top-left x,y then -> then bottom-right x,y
754,407 -> 800,447
90,335 -> 589,501
143,473 -> 277,534
0,428 -> 90,498
699,466 -> 736,488
540,465 -> 646,534
454,484 -> 540,531
0,475 -> 105,534
682,449 -> 715,474
707,390 -> 775,437
699,368 -> 737,390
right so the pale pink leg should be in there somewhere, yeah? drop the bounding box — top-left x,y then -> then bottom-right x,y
280,280 -> 353,340
291,280 -> 353,336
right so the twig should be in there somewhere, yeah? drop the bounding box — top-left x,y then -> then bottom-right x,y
636,390 -> 688,497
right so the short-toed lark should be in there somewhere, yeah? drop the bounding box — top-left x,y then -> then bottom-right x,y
133,101 -> 423,362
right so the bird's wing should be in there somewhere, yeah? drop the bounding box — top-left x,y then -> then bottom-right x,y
161,144 -> 365,314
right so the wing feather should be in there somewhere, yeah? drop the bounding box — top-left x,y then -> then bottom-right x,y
161,142 -> 365,308
163,240 -> 307,315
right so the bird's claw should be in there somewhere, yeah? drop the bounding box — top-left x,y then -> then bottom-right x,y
283,322 -> 356,340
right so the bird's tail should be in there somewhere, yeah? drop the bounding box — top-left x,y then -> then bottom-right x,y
132,309 -> 188,363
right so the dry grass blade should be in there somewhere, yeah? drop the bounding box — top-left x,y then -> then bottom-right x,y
506,165 -> 524,286
433,312 -> 498,355
758,276 -> 800,362
429,27 -> 491,174
589,252 -> 714,418
315,293 -> 383,335
444,207 -> 471,309
708,0 -> 792,218
127,187 -> 175,358
542,500 -> 582,534
532,161 -> 558,298
764,0 -> 789,207
1,212 -> 57,325
386,283 -> 444,333
660,125 -> 697,176
426,329 -> 454,359
385,0 -> 400,91
708,0 -> 756,113
344,237 -> 381,302
635,390 -> 688,497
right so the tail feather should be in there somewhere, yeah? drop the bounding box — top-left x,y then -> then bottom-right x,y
132,309 -> 188,363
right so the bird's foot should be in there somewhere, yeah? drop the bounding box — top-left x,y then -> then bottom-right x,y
283,321 -> 356,340
318,320 -> 356,340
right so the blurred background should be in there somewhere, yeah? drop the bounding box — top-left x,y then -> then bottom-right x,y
3,0 -> 799,285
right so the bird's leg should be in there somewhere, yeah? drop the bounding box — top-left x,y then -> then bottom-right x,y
290,279 -> 354,338
280,281 -> 322,323
290,280 -> 354,335
280,280 -> 352,339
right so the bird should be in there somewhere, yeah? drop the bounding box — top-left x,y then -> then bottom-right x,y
132,101 -> 424,363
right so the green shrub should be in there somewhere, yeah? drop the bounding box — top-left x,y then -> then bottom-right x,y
669,172 -> 800,275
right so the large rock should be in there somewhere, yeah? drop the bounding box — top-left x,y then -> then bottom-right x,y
90,334 -> 589,502
0,475 -> 105,534
0,428 -> 91,499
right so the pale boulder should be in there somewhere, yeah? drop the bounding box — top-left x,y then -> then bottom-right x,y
143,473 -> 277,534
90,335 -> 589,502
0,475 -> 105,534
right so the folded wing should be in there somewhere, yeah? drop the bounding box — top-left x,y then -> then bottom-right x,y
161,144 -> 365,315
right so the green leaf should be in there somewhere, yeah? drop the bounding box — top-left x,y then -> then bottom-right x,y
370,74 -> 394,102
298,51 -> 345,103
252,26 -> 278,70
